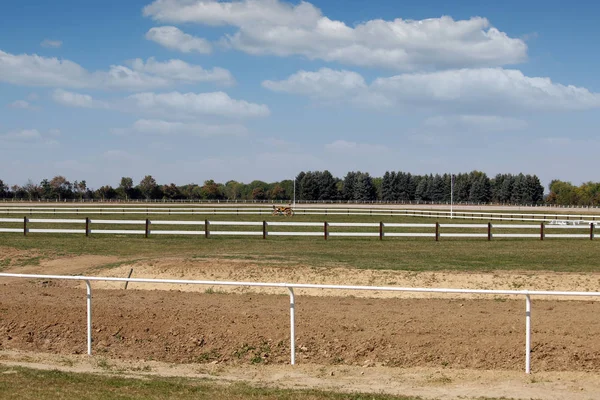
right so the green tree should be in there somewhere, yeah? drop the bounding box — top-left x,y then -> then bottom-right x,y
117,177 -> 134,200
0,179 -> 7,199
95,185 -> 117,200
353,172 -> 377,201
200,180 -> 223,200
138,175 -> 160,200
162,183 -> 182,200
268,184 -> 287,200
49,175 -> 73,200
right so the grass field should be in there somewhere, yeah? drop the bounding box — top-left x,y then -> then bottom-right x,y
0,365 -> 420,400
0,215 -> 598,273
0,365 -> 512,400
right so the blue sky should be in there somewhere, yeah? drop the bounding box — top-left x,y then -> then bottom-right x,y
1,0 -> 599,190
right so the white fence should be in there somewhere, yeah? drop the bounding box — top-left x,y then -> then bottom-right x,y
1,205 -> 600,223
1,272 -> 600,374
0,217 -> 596,240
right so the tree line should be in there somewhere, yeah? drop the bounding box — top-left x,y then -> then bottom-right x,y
0,171 -> 597,206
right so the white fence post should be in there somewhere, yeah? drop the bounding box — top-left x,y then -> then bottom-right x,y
525,294 -> 531,374
85,280 -> 92,356
288,287 -> 296,365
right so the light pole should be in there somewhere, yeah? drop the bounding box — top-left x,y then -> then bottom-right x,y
293,178 -> 296,208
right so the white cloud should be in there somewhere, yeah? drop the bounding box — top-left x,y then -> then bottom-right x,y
127,91 -> 270,118
262,68 -> 366,99
263,67 -> 600,113
41,39 -> 62,48
0,129 -> 59,149
143,0 -> 527,70
1,129 -> 41,141
146,26 -> 212,53
8,100 -> 34,109
423,115 -> 528,132
325,140 -> 388,153
52,89 -> 108,108
128,57 -> 234,86
0,49 -> 231,91
116,119 -> 248,137
372,68 -> 600,112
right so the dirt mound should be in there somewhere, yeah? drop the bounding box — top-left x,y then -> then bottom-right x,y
1,283 -> 599,372
89,257 -> 600,300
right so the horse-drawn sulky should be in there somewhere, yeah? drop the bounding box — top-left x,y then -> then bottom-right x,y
272,204 -> 294,216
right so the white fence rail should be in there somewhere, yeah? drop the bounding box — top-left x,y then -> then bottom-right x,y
0,217 -> 596,240
2,272 -> 600,374
2,206 -> 600,224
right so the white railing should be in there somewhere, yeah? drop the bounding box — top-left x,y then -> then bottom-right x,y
1,272 -> 600,374
0,218 -> 596,240
1,206 -> 600,223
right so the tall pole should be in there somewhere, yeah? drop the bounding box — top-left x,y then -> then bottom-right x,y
293,178 -> 296,208
450,174 -> 454,219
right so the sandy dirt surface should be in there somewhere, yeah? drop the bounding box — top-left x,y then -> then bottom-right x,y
1,283 -> 600,372
86,258 -> 600,301
3,248 -> 600,399
4,249 -> 600,301
2,349 -> 600,400
2,284 -> 600,400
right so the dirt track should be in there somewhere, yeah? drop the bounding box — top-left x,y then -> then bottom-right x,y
1,281 -> 600,372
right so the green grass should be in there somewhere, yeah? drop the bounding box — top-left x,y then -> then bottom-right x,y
1,213 -> 598,273
0,231 -> 598,273
0,365 -> 420,400
0,365 -> 519,400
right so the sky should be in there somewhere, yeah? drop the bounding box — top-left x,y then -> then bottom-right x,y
1,0 -> 599,190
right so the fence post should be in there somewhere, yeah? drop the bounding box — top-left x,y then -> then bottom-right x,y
324,222 -> 328,240
85,280 -> 92,356
85,217 -> 89,237
263,220 -> 267,239
379,221 -> 383,240
540,223 -> 544,241
205,219 -> 209,238
145,219 -> 150,238
525,294 -> 531,374
590,223 -> 595,240
435,222 -> 439,241
488,222 -> 492,241
23,216 -> 27,236
288,287 -> 296,365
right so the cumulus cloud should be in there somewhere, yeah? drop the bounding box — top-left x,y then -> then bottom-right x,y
127,91 -> 270,118
8,100 -> 34,109
52,89 -> 108,108
41,39 -> 62,48
0,129 -> 59,148
372,68 -> 600,112
263,67 -> 600,113
146,26 -> 212,53
0,50 -> 233,90
128,57 -> 234,86
115,119 -> 248,137
143,0 -> 527,70
262,68 -> 366,99
1,129 -> 41,141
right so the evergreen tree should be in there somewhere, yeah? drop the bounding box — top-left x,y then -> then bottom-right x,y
431,174 -> 445,202
342,172 -> 357,201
